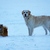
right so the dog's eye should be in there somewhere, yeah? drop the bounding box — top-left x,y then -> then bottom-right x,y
23,12 -> 25,13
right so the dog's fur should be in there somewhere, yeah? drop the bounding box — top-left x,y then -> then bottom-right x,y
22,10 -> 50,36
0,24 -> 8,36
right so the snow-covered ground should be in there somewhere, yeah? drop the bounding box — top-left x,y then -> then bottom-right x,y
0,35 -> 50,50
0,0 -> 50,50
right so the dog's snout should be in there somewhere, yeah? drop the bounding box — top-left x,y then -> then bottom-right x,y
25,14 -> 26,17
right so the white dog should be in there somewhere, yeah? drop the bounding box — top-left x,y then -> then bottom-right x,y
22,10 -> 50,36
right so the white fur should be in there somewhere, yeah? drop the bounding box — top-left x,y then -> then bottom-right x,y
22,10 -> 50,36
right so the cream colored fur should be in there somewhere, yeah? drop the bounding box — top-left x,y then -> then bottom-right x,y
22,10 -> 50,36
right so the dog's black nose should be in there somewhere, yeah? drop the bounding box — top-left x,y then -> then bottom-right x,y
25,14 -> 26,17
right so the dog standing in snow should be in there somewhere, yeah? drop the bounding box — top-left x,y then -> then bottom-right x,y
22,10 -> 50,36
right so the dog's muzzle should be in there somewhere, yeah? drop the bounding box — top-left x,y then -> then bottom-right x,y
25,14 -> 26,17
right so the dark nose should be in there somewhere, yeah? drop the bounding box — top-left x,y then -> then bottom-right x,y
25,14 -> 26,17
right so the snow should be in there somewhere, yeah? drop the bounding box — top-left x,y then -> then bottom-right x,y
0,36 -> 50,50
0,0 -> 50,50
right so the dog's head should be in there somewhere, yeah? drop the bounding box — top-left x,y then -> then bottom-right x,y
22,10 -> 31,17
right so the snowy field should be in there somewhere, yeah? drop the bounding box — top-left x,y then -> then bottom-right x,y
0,0 -> 50,50
0,35 -> 50,50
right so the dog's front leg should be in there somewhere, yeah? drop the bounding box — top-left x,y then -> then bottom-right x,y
28,27 -> 33,36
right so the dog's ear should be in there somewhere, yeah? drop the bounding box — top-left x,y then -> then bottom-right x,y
22,11 -> 24,15
28,10 -> 31,15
